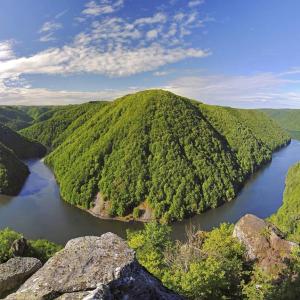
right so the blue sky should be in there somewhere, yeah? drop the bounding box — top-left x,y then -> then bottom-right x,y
0,0 -> 300,107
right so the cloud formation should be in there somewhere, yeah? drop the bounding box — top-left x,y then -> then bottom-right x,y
0,41 -> 15,61
82,0 -> 124,17
166,72 -> 300,108
39,21 -> 62,42
0,4 -> 208,80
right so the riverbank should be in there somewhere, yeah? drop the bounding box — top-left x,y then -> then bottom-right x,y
1,140 -> 300,244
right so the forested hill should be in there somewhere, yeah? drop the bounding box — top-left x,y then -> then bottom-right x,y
20,102 -> 109,150
0,124 -> 46,195
0,143 -> 29,195
269,162 -> 300,243
0,106 -> 55,131
260,109 -> 300,140
0,124 -> 46,159
19,90 -> 289,222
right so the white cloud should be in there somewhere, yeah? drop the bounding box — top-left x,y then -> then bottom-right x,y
0,85 -> 139,105
2,70 -> 300,107
134,13 -> 167,26
153,71 -> 169,76
0,2 -> 212,105
0,41 -> 15,61
188,0 -> 204,8
0,45 -> 208,77
82,0 -> 123,16
146,29 -> 159,40
39,21 -> 62,33
0,7 -> 209,79
39,21 -> 62,42
165,72 -> 300,108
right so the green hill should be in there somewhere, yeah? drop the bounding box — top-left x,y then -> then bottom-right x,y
0,124 -> 46,159
20,102 -> 108,149
0,124 -> 47,195
0,106 -> 33,131
269,162 -> 300,243
0,144 -> 29,195
24,90 -> 288,222
260,109 -> 300,140
0,106 -> 58,131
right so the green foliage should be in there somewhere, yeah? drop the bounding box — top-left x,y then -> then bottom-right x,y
42,90 -> 289,221
0,124 -> 46,159
128,222 -> 300,299
0,107 -> 33,131
132,207 -> 141,219
0,228 -> 22,263
0,228 -> 62,264
0,143 -> 29,195
26,239 -> 63,263
127,222 -> 172,278
20,102 -> 108,149
269,162 -> 300,242
0,106 -> 55,131
201,106 -> 290,175
127,222 -> 248,299
260,109 -> 300,140
242,247 -> 300,300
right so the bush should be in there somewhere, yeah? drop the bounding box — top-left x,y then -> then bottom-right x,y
0,228 -> 21,263
26,239 -> 63,263
0,228 -> 62,264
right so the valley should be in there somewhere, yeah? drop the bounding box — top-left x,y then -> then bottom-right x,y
2,90 -> 290,223
0,90 -> 298,244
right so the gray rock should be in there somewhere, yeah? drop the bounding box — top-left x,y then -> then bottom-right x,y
233,214 -> 297,276
6,233 -> 184,300
0,257 -> 42,297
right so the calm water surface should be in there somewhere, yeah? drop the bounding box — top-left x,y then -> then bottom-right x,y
1,140 -> 300,244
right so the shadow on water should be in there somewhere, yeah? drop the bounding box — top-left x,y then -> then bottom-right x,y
1,140 -> 300,245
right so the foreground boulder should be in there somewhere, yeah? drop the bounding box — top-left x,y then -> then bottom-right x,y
0,257 -> 42,297
233,214 -> 297,276
6,233 -> 183,300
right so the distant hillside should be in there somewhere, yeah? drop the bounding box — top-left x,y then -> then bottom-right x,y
0,143 -> 29,195
260,109 -> 300,140
0,124 -> 46,159
20,90 -> 289,222
20,102 -> 108,149
0,124 -> 46,195
0,107 -> 33,131
269,162 -> 300,243
0,106 -> 58,131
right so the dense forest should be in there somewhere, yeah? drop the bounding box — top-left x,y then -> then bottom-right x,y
20,102 -> 108,149
0,143 -> 29,195
260,109 -> 300,140
19,90 -> 290,222
0,106 -> 56,131
269,162 -> 300,243
0,124 -> 46,195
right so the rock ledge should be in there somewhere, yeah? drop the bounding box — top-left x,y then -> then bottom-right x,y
6,232 -> 183,300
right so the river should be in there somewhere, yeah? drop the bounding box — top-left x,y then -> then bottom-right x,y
1,140 -> 300,245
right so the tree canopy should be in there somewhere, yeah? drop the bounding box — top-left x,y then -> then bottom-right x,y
20,89 -> 289,222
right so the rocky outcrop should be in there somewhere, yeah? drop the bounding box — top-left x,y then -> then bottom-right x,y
6,233 -> 183,300
0,257 -> 42,297
233,214 -> 297,276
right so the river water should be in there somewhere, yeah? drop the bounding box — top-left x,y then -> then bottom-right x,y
1,140 -> 300,245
